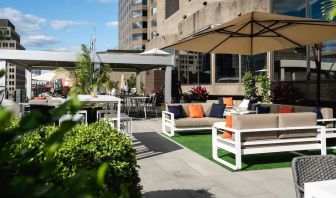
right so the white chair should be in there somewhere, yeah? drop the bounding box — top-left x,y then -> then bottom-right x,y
59,114 -> 85,126
77,110 -> 88,125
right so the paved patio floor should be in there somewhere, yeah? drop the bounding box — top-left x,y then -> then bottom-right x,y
132,118 -> 296,198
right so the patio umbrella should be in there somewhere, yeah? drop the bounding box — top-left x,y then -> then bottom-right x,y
164,11 -> 336,106
120,73 -> 126,91
140,48 -> 170,56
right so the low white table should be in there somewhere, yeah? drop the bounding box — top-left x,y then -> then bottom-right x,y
304,179 -> 336,198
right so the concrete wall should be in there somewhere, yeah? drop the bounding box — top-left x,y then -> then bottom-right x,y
150,0 -> 271,49
294,81 -> 336,102
181,83 -> 245,96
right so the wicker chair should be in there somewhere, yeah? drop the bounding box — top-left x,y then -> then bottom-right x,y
292,155 -> 336,198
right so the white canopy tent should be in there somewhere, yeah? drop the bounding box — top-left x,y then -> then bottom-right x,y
0,49 -> 175,102
32,70 -> 70,82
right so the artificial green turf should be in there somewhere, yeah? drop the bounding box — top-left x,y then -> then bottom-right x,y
170,133 -> 336,171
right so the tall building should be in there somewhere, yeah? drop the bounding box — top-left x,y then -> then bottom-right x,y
0,19 -> 26,101
145,0 -> 336,102
118,0 -> 149,50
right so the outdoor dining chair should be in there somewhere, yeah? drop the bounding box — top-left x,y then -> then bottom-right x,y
292,155 -> 336,198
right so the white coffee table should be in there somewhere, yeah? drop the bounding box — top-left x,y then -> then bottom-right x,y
304,179 -> 336,198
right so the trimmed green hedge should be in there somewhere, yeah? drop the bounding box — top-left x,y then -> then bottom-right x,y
8,121 -> 141,197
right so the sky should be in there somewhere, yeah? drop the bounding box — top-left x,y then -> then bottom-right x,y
0,0 -> 119,52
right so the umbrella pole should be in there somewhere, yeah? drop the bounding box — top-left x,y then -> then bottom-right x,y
313,43 -> 322,107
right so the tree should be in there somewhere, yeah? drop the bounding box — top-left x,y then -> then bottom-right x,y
322,0 -> 336,20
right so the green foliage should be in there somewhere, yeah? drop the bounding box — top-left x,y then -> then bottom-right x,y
0,81 -> 142,198
93,64 -> 113,92
8,122 -> 141,197
70,44 -> 92,95
242,71 -> 257,99
256,74 -> 271,103
322,0 -> 336,20
127,74 -> 144,92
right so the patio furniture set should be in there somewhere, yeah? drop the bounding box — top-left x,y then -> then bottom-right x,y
26,95 -> 133,137
162,97 -> 335,171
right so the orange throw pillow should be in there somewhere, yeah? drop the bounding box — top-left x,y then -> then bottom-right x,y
279,105 -> 294,113
188,104 -> 204,118
223,97 -> 234,107
223,115 -> 233,138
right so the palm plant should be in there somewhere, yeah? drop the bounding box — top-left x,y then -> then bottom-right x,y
93,63 -> 113,92
70,44 -> 92,95
322,0 -> 336,20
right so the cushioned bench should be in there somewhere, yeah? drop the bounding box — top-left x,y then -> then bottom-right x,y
162,103 -> 225,137
212,112 -> 326,170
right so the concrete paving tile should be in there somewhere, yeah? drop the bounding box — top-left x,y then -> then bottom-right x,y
256,179 -> 296,198
154,158 -> 193,172
235,170 -> 272,182
141,180 -> 181,192
206,186 -> 237,198
242,192 -> 279,198
212,174 -> 268,196
139,165 -> 175,182
144,189 -> 192,198
187,161 -> 231,177
174,176 -> 219,189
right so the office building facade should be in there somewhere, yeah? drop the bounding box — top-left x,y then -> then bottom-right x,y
146,0 -> 336,102
0,19 -> 26,101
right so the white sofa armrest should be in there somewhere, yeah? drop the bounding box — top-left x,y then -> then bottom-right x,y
162,111 -> 175,137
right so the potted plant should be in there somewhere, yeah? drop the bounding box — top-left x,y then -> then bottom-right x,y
189,86 -> 209,102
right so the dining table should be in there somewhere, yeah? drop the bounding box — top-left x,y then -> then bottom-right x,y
77,95 -> 122,130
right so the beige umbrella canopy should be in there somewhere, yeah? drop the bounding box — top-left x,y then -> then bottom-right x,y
164,11 -> 336,56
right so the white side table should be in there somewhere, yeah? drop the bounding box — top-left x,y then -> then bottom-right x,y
304,179 -> 336,198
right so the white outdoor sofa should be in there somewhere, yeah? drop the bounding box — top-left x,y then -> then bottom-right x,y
162,103 -> 225,137
212,112 -> 327,170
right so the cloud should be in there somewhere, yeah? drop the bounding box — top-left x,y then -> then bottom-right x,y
51,20 -> 89,31
22,35 -> 59,47
48,46 -> 81,52
106,21 -> 118,28
0,7 -> 47,35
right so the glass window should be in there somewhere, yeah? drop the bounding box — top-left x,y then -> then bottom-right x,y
310,0 -> 336,81
132,33 -> 143,41
199,53 -> 211,84
132,22 -> 142,29
133,0 -> 147,5
132,10 -> 141,18
273,0 -> 307,81
151,31 -> 158,39
241,53 -> 267,76
165,0 -> 179,19
132,21 -> 147,29
152,7 -> 157,15
177,51 -> 211,85
151,19 -> 157,27
215,54 -> 239,83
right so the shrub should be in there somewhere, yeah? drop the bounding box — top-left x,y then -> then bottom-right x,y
242,71 -> 257,99
256,74 -> 271,103
7,121 -> 142,197
271,82 -> 301,104
189,86 -> 209,102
